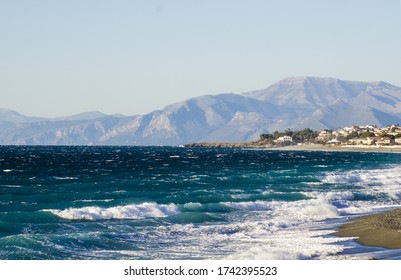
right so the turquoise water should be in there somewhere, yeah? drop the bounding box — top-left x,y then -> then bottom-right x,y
1,146 -> 401,259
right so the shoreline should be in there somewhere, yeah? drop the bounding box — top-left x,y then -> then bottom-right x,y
271,144 -> 401,153
185,142 -> 401,153
335,209 -> 401,249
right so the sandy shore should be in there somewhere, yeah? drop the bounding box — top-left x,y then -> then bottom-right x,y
273,144 -> 401,153
335,209 -> 401,249
186,142 -> 401,153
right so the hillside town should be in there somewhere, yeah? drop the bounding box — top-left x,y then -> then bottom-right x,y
260,124 -> 401,147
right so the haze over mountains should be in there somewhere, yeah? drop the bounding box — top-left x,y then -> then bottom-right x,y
2,77 -> 401,145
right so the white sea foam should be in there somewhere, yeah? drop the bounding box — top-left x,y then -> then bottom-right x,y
305,191 -> 355,201
75,199 -> 114,203
222,195 -> 341,222
221,201 -> 272,211
385,190 -> 401,200
321,173 -> 362,184
46,202 -> 180,221
183,202 -> 203,211
147,213 -> 352,260
49,197 -> 364,260
1,185 -> 23,188
225,228 -> 355,260
229,193 -> 253,200
222,197 -> 339,230
322,166 -> 401,185
321,166 -> 401,202
294,199 -> 339,220
269,198 -> 339,224
219,198 -> 354,260
53,176 -> 79,180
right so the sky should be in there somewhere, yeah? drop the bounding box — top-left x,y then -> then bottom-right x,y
1,0 -> 401,117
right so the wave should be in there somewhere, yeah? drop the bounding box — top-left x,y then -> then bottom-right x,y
167,212 -> 220,224
224,228 -> 354,260
221,201 -> 272,211
182,202 -> 231,212
45,202 -> 180,221
74,199 -> 114,203
53,176 -> 78,180
321,166 -> 401,185
321,173 -> 362,184
321,166 -> 401,202
268,198 -> 340,227
183,198 -> 340,224
305,191 -> 355,201
1,185 -> 23,188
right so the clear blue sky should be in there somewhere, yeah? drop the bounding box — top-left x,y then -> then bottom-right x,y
1,0 -> 401,117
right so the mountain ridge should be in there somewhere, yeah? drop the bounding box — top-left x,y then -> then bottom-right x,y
1,77 -> 401,145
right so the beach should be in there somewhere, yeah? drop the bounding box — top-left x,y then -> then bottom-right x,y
335,209 -> 401,249
274,144 -> 401,153
186,142 -> 401,153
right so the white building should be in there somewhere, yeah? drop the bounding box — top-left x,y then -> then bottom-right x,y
276,136 -> 293,143
316,130 -> 332,141
327,139 -> 341,145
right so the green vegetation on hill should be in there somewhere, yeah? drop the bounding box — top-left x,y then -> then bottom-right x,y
186,124 -> 401,147
260,128 -> 318,145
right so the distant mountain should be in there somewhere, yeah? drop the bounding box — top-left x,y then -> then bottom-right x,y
1,77 -> 401,145
0,108 -> 46,132
0,108 -> 45,124
53,111 -> 108,121
241,77 -> 401,130
98,93 -> 278,145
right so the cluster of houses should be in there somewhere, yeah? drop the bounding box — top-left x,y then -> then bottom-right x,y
274,125 -> 401,146
318,125 -> 401,146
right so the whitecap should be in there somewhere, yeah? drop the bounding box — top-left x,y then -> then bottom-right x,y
1,185 -> 23,188
221,201 -> 272,211
44,202 -> 180,221
305,191 -> 355,201
53,176 -> 78,180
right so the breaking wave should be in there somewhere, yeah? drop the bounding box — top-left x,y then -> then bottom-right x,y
45,202 -> 180,221
321,166 -> 401,185
321,166 -> 401,202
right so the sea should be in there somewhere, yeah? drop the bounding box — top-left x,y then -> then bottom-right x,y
1,145 -> 401,260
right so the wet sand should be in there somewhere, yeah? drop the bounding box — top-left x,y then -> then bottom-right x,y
335,209 -> 401,249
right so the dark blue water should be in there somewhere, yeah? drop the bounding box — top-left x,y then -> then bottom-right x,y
1,146 -> 401,259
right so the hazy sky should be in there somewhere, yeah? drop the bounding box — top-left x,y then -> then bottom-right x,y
1,0 -> 401,117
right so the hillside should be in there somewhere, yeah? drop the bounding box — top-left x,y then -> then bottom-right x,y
1,77 -> 401,145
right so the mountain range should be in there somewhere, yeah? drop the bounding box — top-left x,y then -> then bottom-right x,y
2,76 -> 401,145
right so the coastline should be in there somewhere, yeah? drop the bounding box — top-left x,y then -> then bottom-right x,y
185,142 -> 401,153
271,144 -> 401,153
335,209 -> 401,249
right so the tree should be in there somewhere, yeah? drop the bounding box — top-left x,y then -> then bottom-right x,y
345,131 -> 359,140
360,131 -> 375,138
